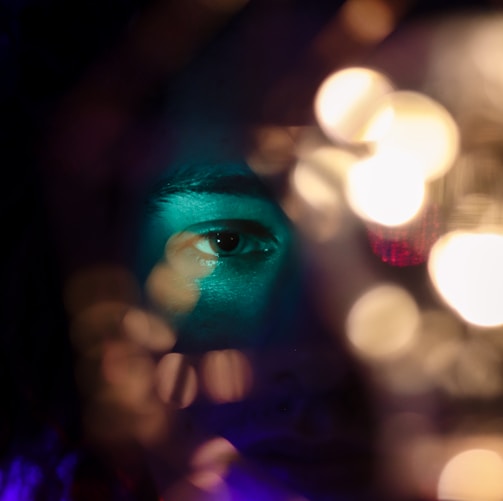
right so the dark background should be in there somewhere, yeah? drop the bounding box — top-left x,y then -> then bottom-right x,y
0,0 -> 498,472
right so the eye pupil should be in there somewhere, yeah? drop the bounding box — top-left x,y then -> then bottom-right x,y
212,232 -> 241,253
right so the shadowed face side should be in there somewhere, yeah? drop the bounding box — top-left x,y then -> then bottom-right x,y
136,155 -> 379,501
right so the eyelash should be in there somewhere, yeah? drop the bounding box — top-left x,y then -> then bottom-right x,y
193,230 -> 271,257
178,220 -> 277,260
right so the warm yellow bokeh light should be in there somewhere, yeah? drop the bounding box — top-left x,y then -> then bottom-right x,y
156,353 -> 198,408
423,336 -> 503,398
64,265 -> 140,317
288,161 -> 344,241
429,231 -> 503,327
146,263 -> 201,315
346,284 -> 419,359
70,300 -> 128,355
314,67 -> 394,144
101,340 -> 156,410
292,162 -> 340,211
448,194 -> 503,232
346,153 -> 426,226
121,308 -> 176,352
372,91 -> 460,181
379,413 -> 441,497
359,101 -> 395,143
189,437 -> 238,493
341,0 -> 395,44
246,126 -> 299,175
438,449 -> 503,501
468,19 -> 503,114
297,142 -> 358,181
200,350 -> 253,404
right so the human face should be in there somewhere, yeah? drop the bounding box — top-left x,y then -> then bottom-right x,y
138,161 -> 296,351
136,159 -> 378,501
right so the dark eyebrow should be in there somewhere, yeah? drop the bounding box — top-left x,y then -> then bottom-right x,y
146,162 -> 273,210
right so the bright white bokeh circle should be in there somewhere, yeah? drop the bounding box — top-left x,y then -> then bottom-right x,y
314,67 -> 394,144
429,230 -> 503,327
346,152 -> 426,226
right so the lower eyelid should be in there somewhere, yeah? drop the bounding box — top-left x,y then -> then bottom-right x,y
170,220 -> 281,259
200,232 -> 275,256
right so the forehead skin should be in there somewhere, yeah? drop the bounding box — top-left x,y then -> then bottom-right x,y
146,161 -> 274,207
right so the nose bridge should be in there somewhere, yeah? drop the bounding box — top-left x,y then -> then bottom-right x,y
246,229 -> 378,433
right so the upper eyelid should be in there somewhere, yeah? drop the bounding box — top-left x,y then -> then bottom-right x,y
182,219 -> 278,242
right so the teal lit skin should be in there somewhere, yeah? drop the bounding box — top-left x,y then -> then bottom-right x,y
138,162 -> 300,351
135,159 -> 378,501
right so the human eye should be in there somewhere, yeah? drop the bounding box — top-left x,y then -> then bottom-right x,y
183,220 -> 278,260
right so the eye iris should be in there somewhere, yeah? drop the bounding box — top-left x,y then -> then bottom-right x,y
212,232 -> 241,253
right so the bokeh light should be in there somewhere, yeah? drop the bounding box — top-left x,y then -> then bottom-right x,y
64,265 -> 140,316
165,232 -> 218,279
448,194 -> 503,232
288,161 -> 342,241
156,353 -> 198,408
377,356 -> 432,395
366,204 -> 442,266
70,300 -> 128,356
287,136 -> 359,240
429,230 -> 503,327
346,284 -> 419,360
420,309 -> 465,344
370,91 -> 460,181
189,438 -> 238,491
247,126 -> 300,175
426,15 -> 503,128
314,67 -> 394,144
346,152 -> 426,226
146,263 -> 201,315
292,161 -> 340,212
146,230 -> 221,314
379,309 -> 503,398
314,74 -> 459,231
379,413 -> 441,499
438,449 -> 503,501
0,458 -> 44,501
121,307 -> 176,352
101,340 -> 156,410
200,350 -> 253,404
470,21 -> 503,107
341,0 -> 395,44
132,400 -> 172,447
423,336 -> 503,398
297,137 -> 358,181
406,435 -> 444,499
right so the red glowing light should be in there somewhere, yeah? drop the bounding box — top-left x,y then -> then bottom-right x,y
367,205 -> 442,266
